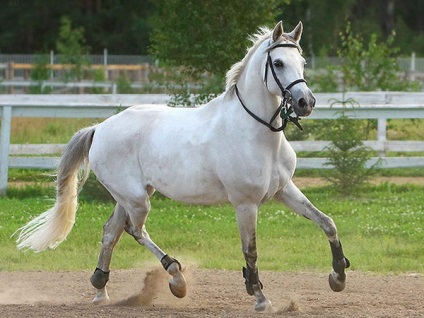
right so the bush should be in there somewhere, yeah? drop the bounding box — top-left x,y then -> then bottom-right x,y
322,97 -> 379,196
29,54 -> 52,94
309,22 -> 420,92
116,75 -> 134,94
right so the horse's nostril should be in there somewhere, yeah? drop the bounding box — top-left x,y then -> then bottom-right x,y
298,98 -> 307,108
312,96 -> 316,108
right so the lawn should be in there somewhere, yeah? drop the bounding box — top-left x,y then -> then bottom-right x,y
1,180 -> 423,274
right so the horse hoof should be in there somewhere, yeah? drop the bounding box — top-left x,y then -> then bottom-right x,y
329,272 -> 346,292
92,288 -> 110,305
255,299 -> 273,312
167,262 -> 187,298
169,280 -> 187,298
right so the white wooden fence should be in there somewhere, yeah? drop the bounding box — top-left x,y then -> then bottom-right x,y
1,92 -> 424,195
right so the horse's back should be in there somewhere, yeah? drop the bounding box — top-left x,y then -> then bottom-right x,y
88,102 -> 230,204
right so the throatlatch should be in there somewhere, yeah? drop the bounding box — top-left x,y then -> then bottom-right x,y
242,263 -> 264,296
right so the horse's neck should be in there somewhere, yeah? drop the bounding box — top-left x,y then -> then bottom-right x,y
234,76 -> 283,130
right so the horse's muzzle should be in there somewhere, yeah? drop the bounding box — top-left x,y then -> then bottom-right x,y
294,93 -> 316,117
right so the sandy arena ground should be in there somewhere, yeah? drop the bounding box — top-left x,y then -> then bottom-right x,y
1,266 -> 423,318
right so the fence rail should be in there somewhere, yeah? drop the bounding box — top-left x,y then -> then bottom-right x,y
1,92 -> 424,195
0,62 -> 151,87
2,53 -> 424,93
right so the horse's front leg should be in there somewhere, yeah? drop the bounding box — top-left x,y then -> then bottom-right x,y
91,204 -> 126,304
235,203 -> 273,312
275,180 -> 350,291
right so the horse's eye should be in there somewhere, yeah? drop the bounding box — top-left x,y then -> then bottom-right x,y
273,60 -> 284,68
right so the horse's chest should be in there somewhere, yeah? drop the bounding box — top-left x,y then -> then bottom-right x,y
263,164 -> 289,200
263,147 -> 296,196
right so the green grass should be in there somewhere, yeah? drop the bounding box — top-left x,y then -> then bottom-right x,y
1,182 -> 423,274
10,118 -> 98,144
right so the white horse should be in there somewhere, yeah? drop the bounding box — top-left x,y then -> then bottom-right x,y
16,21 -> 349,312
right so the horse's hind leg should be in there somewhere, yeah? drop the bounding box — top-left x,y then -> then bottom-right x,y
91,204 -> 126,304
275,181 -> 350,292
124,193 -> 187,298
235,203 -> 273,312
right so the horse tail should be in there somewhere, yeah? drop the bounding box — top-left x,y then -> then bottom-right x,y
15,125 -> 96,252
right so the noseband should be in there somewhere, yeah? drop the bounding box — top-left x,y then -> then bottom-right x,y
235,42 -> 306,132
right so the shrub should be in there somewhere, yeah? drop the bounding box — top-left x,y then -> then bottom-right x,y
322,97 -> 379,196
29,54 -> 52,94
116,74 -> 134,94
309,22 -> 420,92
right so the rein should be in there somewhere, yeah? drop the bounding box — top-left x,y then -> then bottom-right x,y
236,42 -> 305,132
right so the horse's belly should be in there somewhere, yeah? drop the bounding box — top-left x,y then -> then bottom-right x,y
151,173 -> 228,205
138,143 -> 224,205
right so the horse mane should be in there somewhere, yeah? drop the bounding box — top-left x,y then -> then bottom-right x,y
225,26 -> 302,96
225,27 -> 271,94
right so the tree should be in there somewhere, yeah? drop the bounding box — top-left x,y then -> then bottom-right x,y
310,22 -> 420,93
150,0 -> 282,76
1,1 -> 424,56
0,0 -> 155,54
149,0 -> 285,105
56,16 -> 90,82
323,98 -> 378,196
338,22 -> 419,91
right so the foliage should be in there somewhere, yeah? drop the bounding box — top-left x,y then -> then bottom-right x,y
29,54 -> 52,94
279,0 -> 424,57
116,75 -> 134,94
308,67 -> 339,93
56,16 -> 90,82
1,1 -> 424,57
149,0 -> 283,105
150,0 -> 281,77
338,22 -> 419,91
159,67 -> 221,107
322,97 -> 379,196
88,69 -> 107,94
309,22 -> 420,93
0,0 -> 155,54
278,0 -> 357,56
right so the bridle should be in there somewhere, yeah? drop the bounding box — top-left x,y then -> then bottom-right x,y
235,42 -> 306,132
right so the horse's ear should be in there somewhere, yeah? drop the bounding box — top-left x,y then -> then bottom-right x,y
272,21 -> 284,42
289,21 -> 303,43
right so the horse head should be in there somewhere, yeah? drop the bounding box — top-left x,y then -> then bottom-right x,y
264,21 -> 316,117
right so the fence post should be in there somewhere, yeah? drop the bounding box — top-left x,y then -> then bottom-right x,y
103,48 -> 108,81
7,62 -> 14,94
410,52 -> 416,81
377,118 -> 387,157
0,106 -> 12,196
50,50 -> 54,80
